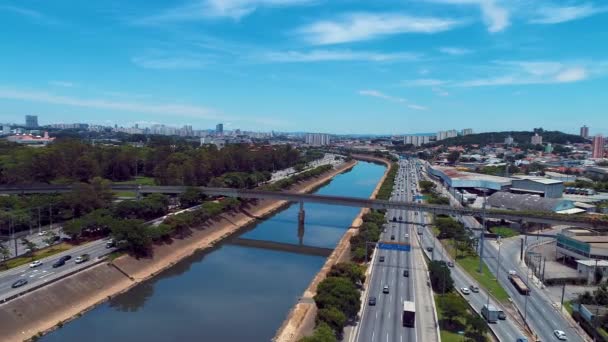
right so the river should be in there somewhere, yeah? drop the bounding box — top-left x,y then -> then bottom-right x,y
42,161 -> 385,342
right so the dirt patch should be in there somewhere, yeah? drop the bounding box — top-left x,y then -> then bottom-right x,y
1,160 -> 357,342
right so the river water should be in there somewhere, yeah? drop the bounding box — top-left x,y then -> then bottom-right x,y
42,161 -> 385,342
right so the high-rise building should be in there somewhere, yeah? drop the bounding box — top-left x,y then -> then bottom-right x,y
216,123 -> 224,136
592,135 -> 605,159
404,134 -> 432,147
461,128 -> 473,136
25,115 -> 38,128
436,130 -> 458,141
580,125 -> 589,139
545,143 -> 554,153
305,133 -> 331,146
531,133 -> 543,145
504,135 -> 514,145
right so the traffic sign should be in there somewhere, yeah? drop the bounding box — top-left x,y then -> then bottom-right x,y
378,242 -> 411,252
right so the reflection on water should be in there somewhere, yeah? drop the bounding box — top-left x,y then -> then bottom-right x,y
42,162 -> 385,342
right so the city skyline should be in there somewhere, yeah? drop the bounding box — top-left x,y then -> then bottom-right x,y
1,1 -> 608,134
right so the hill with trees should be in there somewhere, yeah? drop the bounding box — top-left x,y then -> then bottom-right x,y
430,129 -> 586,147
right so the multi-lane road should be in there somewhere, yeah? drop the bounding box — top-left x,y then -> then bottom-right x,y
0,239 -> 116,303
355,159 -> 437,342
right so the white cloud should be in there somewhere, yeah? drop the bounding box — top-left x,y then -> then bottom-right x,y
49,81 -> 75,88
429,0 -> 509,32
555,67 -> 588,82
458,62 -> 591,86
297,13 -> 462,45
262,49 -> 420,62
0,87 -> 221,120
432,87 -> 450,96
438,47 -> 472,55
136,0 -> 315,23
530,4 -> 607,24
358,89 -> 428,110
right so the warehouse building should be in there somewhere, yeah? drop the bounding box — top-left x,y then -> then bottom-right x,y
487,192 -> 579,214
510,175 -> 564,198
556,228 -> 608,262
427,165 -> 511,192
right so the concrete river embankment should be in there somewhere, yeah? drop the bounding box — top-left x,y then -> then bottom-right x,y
31,161 -> 385,342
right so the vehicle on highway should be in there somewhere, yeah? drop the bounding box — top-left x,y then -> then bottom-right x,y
392,217 -> 396,222
481,304 -> 500,323
12,279 -> 28,288
390,235 -> 395,240
398,216 -> 402,220
75,254 -> 90,264
383,285 -> 389,294
59,255 -> 72,262
516,338 -> 528,342
106,240 -> 116,248
402,301 -> 416,327
404,233 -> 409,238
29,260 -> 43,268
38,231 -> 48,236
461,287 -> 471,295
403,270 -> 409,277
53,259 -> 65,268
368,296 -> 376,306
497,311 -> 506,320
417,228 -> 422,235
426,247 -> 433,252
379,256 -> 385,262
508,272 -> 530,295
447,261 -> 454,267
553,330 -> 567,340
469,285 -> 479,293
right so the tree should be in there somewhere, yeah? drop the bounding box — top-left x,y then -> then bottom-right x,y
467,313 -> 489,337
428,260 -> 454,294
179,187 -> 205,208
0,243 -> 10,268
43,231 -> 58,247
328,262 -> 366,285
316,306 -> 347,337
314,277 -> 361,320
109,219 -> 151,256
440,293 -> 467,324
299,323 -> 337,342
418,180 -> 435,194
21,238 -> 37,256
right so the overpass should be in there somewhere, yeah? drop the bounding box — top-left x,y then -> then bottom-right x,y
228,238 -> 333,257
1,184 -> 607,229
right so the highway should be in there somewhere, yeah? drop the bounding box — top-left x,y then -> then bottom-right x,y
0,239 -> 116,303
355,159 -> 436,342
423,162 -> 586,342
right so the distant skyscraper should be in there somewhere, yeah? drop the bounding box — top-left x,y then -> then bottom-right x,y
545,143 -> 553,153
592,135 -> 605,158
25,115 -> 38,128
461,128 -> 473,136
504,135 -> 514,145
404,134 -> 432,147
436,129 -> 457,141
305,133 -> 331,146
580,125 -> 589,139
531,133 -> 543,145
216,123 -> 224,136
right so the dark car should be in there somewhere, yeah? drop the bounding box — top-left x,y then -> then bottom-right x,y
427,247 -> 433,252
498,311 -> 506,320
59,255 -> 72,262
390,235 -> 395,240
398,216 -> 402,220
379,256 -> 385,262
52,259 -> 66,268
403,270 -> 409,277
11,279 -> 28,288
447,261 -> 454,267
368,297 -> 376,306
392,217 -> 396,222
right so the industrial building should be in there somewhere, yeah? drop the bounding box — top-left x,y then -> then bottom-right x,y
585,166 -> 608,180
556,228 -> 608,262
487,192 -> 579,213
510,175 -> 564,198
427,165 -> 511,191
5,132 -> 54,146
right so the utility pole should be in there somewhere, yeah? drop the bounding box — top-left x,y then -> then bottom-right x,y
38,206 -> 41,234
560,282 -> 566,311
495,235 -> 502,280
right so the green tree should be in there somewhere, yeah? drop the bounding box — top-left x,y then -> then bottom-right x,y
179,187 -> 205,208
314,277 -> 361,320
429,260 -> 454,294
21,238 -> 37,256
298,323 -> 337,342
328,262 -> 366,285
316,306 -> 347,337
467,313 -> 489,337
43,231 -> 58,247
440,293 -> 467,323
0,243 -> 10,268
418,180 -> 435,194
109,219 -> 151,256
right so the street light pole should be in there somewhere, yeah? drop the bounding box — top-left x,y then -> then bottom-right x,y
495,235 -> 502,281
524,267 -> 530,326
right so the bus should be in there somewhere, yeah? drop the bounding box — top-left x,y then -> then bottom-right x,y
402,301 -> 416,327
508,273 -> 530,295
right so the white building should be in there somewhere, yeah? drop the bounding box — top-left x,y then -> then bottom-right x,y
305,133 -> 331,146
504,135 -> 514,145
531,133 -> 543,145
461,128 -> 473,136
436,130 -> 458,141
404,135 -> 431,146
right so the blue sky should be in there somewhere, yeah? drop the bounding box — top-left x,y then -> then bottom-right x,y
1,0 -> 607,135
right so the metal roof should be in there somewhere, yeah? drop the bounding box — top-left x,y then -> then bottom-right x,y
488,192 -> 574,212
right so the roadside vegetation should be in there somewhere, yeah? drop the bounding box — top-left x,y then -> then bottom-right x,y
299,262 -> 365,342
432,215 -> 510,302
428,260 -> 490,341
0,243 -> 70,270
570,284 -> 608,340
349,210 -> 386,262
376,162 -> 397,200
260,165 -> 333,191
418,180 -> 450,205
489,226 -> 518,238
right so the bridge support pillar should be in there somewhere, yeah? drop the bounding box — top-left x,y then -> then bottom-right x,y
298,201 -> 305,245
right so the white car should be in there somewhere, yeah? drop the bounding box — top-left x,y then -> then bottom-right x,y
38,231 -> 47,236
461,287 -> 471,295
29,260 -> 43,268
508,270 -> 517,276
553,330 -> 567,340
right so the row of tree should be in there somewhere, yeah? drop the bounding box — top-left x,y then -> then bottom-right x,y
418,180 -> 450,205
376,163 -> 397,200
349,210 -> 385,262
301,262 -> 365,342
0,139 -> 303,185
261,165 -> 333,191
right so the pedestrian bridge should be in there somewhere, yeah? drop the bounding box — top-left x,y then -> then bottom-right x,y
1,184 -> 606,229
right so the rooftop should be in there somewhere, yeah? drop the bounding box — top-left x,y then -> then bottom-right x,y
576,260 -> 608,267
488,192 -> 574,213
432,166 -> 512,184
511,175 -> 563,185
